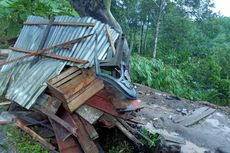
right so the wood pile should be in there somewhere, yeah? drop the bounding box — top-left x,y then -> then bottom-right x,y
1,66 -> 144,153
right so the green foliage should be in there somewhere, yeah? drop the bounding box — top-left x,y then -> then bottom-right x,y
112,0 -> 229,106
183,54 -> 230,105
0,0 -> 77,43
131,53 -> 230,105
3,125 -> 48,153
139,128 -> 160,148
131,54 -> 199,100
108,141 -> 134,153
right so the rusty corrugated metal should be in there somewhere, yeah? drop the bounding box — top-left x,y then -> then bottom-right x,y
0,15 -> 119,109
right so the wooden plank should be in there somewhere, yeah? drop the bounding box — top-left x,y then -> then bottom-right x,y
24,21 -> 96,27
58,74 -> 85,93
3,33 -> 93,67
182,108 -> 216,127
79,116 -> 99,140
47,82 -> 67,103
68,79 -> 104,112
103,114 -> 143,146
49,118 -> 83,153
62,73 -> 96,100
76,105 -> 103,124
34,106 -> 78,137
73,115 -> 99,153
117,118 -> 153,143
105,25 -> 116,56
67,79 -> 100,103
63,111 -> 99,153
66,79 -> 99,103
174,106 -> 209,123
54,70 -> 82,88
15,119 -> 57,152
48,67 -> 79,84
9,47 -> 88,64
86,89 -> 126,118
0,101 -> 11,106
58,74 -> 85,94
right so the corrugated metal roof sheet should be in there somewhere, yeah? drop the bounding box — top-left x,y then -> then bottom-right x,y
0,15 -> 119,109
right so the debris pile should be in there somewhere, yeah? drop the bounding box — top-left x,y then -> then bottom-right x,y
0,16 -> 145,152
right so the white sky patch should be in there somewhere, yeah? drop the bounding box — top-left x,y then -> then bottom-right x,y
213,0 -> 230,16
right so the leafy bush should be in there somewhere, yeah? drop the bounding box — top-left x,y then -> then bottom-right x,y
184,55 -> 230,105
131,53 -> 230,106
0,0 -> 77,46
131,54 -> 198,100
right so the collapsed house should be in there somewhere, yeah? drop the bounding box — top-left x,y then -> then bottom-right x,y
0,16 -> 144,152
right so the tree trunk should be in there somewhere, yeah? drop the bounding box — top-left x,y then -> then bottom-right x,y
153,0 -> 165,58
133,29 -> 137,52
153,17 -> 161,58
144,22 -> 149,52
68,0 -> 130,64
140,21 -> 144,54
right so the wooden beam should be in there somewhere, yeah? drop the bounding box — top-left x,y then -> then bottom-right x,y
0,101 -> 11,106
182,108 -> 216,127
54,70 -> 82,88
15,119 -> 57,152
49,118 -> 83,153
72,114 -> 99,153
105,25 -> 116,56
68,79 -> 104,112
9,47 -> 88,64
48,67 -> 79,85
103,114 -> 143,146
58,108 -> 99,153
61,70 -> 96,99
33,106 -> 78,138
0,33 -> 93,67
79,116 -> 99,140
24,21 -> 96,27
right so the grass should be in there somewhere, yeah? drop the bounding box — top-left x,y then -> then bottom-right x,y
108,141 -> 134,153
3,125 -> 49,153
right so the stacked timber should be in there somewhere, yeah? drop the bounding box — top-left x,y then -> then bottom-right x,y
10,66 -> 140,153
47,67 -> 104,112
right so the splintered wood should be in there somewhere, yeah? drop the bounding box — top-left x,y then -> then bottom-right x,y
48,67 -> 104,112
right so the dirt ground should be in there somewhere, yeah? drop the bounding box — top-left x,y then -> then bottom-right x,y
136,83 -> 230,153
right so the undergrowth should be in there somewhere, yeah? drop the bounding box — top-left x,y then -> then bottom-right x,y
131,54 -> 198,101
131,54 -> 230,106
3,125 -> 48,153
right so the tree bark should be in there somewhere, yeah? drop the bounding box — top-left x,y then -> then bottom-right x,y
140,21 -> 144,54
153,17 -> 161,58
68,0 -> 130,64
144,22 -> 149,51
153,0 -> 165,58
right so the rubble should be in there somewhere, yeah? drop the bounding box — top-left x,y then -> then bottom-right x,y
0,16 -> 143,153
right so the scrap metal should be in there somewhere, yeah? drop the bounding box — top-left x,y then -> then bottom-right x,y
94,31 -> 137,99
0,33 -> 93,67
0,15 -> 144,153
0,16 -> 119,109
